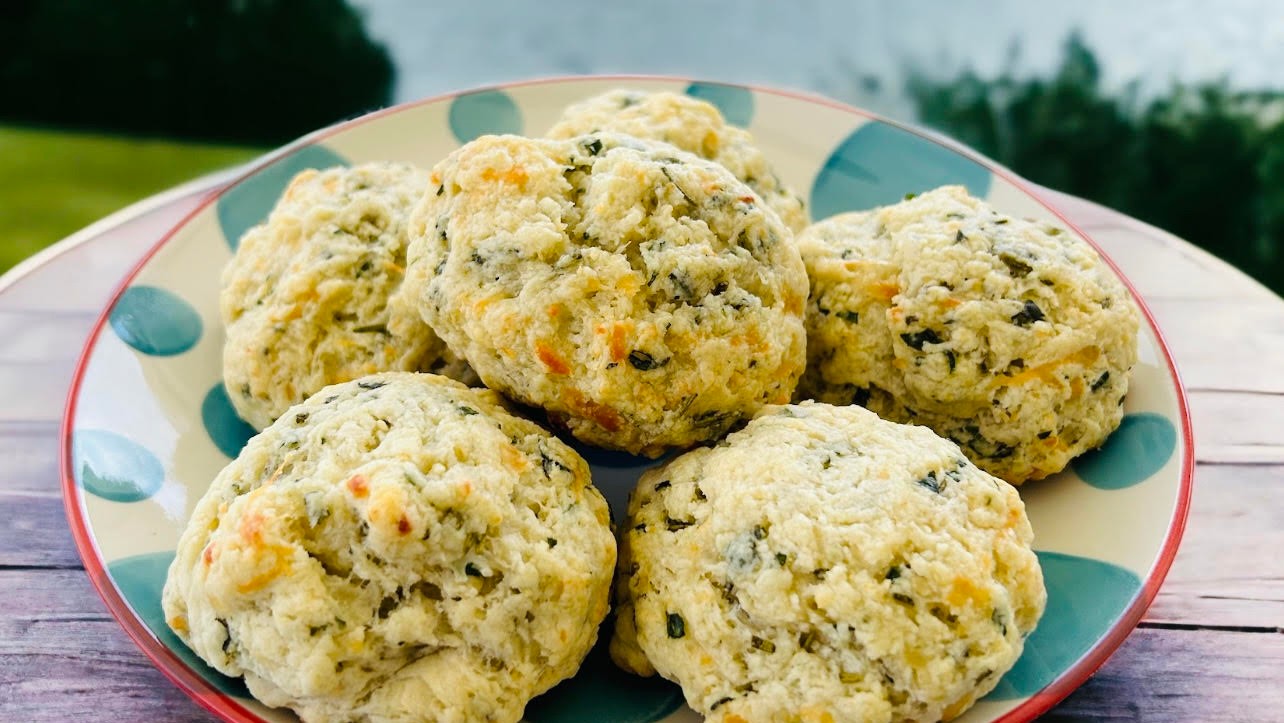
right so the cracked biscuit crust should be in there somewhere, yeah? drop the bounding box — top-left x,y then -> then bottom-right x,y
547,89 -> 808,233
611,402 -> 1045,723
399,133 -> 808,456
162,372 -> 615,723
221,163 -> 472,431
797,186 -> 1139,483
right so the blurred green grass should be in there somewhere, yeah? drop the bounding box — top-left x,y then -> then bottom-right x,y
0,125 -> 263,274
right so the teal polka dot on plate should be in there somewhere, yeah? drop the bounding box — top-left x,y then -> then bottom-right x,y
448,89 -> 523,144
810,121 -> 993,220
216,144 -> 348,250
1074,412 -> 1177,490
109,285 -> 202,356
73,429 -> 165,502
201,383 -> 257,459
108,552 -> 250,698
685,82 -> 754,127
984,551 -> 1141,700
525,615 -> 684,723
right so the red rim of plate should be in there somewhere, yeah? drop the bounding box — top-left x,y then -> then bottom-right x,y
60,74 -> 1195,723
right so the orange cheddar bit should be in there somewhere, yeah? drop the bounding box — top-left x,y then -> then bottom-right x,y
283,169 -> 318,200
903,647 -> 927,668
1006,505 -> 1024,528
941,297 -> 962,309
346,474 -> 369,498
236,549 -> 292,594
547,303 -> 562,319
202,544 -> 216,566
785,291 -> 804,315
501,444 -> 528,472
1001,346 -> 1101,387
942,696 -> 974,721
562,389 -> 624,432
701,130 -> 720,153
238,510 -> 265,545
800,708 -> 836,723
397,515 -> 412,535
609,322 -> 630,363
169,615 -> 189,633
871,281 -> 900,301
536,342 -> 571,375
948,576 -> 990,608
481,165 -> 529,187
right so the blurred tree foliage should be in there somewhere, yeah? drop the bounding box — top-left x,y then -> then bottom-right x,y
909,35 -> 1284,293
0,0 -> 393,146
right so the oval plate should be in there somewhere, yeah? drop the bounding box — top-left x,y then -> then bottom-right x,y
61,76 -> 1192,723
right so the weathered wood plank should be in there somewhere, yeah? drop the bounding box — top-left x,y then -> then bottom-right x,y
1143,299 -> 1284,394
0,361 -> 78,425
1081,225 -> 1268,302
0,569 -> 100,616
1146,463 -> 1284,630
0,421 -> 61,495
0,309 -> 100,364
1188,390 -> 1284,464
0,622 -> 218,722
0,568 -> 215,720
0,491 -> 81,569
1047,627 -> 1284,722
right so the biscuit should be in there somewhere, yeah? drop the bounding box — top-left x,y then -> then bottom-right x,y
221,163 -> 473,430
611,402 -> 1045,723
547,89 -> 808,233
399,133 -> 808,456
162,372 -> 615,723
797,186 -> 1139,483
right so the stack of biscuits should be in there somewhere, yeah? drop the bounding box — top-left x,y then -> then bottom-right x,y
163,88 -> 1139,723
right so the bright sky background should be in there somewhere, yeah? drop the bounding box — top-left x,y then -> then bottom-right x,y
353,0 -> 1283,120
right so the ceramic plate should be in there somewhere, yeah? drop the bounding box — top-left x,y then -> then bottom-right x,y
61,76 -> 1192,723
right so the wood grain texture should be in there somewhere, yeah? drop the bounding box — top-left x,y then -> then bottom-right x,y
1146,299 -> 1284,394
1,183 -> 1281,721
1047,627 -> 1284,722
1147,464 -> 1284,630
1188,391 -> 1284,464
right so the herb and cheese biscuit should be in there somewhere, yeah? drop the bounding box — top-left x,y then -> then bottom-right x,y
221,163 -> 473,431
162,372 -> 615,723
797,185 -> 1139,483
612,402 -> 1045,723
399,133 -> 808,457
547,89 -> 808,233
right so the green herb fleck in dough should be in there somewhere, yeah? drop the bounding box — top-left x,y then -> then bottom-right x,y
667,613 -> 686,638
627,350 -> 669,371
900,329 -> 944,350
1010,300 -> 1046,327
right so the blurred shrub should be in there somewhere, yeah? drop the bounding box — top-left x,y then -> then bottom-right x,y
0,0 -> 393,145
909,35 -> 1284,293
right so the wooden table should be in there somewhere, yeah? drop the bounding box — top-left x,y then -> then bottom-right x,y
1,177 -> 1281,721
